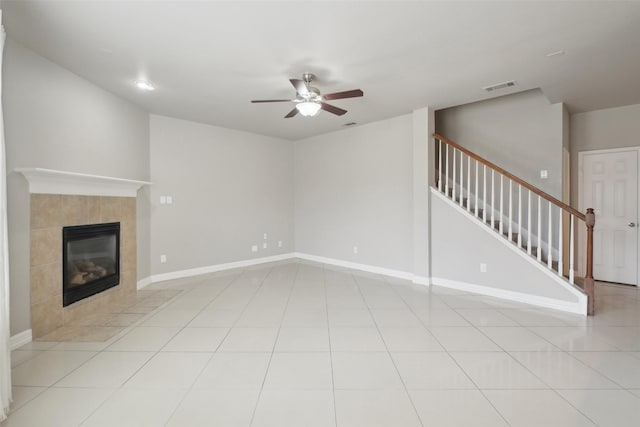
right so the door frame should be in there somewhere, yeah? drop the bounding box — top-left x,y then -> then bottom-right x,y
578,146 -> 640,286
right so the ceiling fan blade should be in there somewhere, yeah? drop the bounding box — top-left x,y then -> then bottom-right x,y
322,89 -> 364,101
320,102 -> 347,116
284,108 -> 299,118
251,99 -> 293,103
290,79 -> 309,96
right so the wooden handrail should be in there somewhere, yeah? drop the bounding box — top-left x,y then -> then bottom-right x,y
434,133 -> 585,221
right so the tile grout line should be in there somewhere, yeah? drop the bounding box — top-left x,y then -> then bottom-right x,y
321,265 -> 339,427
71,272 -> 241,427
159,270 -> 251,427
350,272 -> 426,427
390,278 -> 516,427
247,262 -> 299,427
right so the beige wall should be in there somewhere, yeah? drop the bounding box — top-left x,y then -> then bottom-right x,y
149,115 -> 294,275
3,39 -> 150,335
294,115 -> 414,272
436,89 -> 566,199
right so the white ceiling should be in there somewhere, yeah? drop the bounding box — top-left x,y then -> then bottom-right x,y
2,1 -> 640,140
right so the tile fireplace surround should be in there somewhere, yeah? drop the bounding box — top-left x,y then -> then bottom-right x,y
30,194 -> 138,339
18,167 -> 154,341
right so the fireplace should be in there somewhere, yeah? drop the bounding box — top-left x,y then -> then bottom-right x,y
63,222 -> 120,307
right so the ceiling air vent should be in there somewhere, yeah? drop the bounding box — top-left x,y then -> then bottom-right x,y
483,80 -> 516,92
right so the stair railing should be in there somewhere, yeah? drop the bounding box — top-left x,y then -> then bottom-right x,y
434,133 -> 596,314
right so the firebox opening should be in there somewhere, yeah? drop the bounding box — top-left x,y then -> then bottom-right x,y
63,222 -> 120,307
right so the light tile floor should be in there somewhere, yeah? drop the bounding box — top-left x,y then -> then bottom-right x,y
4,260 -> 640,426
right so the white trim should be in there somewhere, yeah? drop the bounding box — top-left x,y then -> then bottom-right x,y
578,147 -> 640,286
9,329 -> 32,350
412,275 -> 430,286
149,253 -> 296,283
15,167 -> 152,197
136,276 -> 153,290
146,252 -> 429,287
293,252 -> 427,285
431,277 -> 587,315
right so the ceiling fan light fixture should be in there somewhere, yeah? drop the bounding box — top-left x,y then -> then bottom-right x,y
135,79 -> 155,91
296,101 -> 321,117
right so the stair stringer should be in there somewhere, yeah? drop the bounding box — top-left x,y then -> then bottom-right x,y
430,188 -> 587,315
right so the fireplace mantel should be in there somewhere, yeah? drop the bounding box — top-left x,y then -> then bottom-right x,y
15,167 -> 152,197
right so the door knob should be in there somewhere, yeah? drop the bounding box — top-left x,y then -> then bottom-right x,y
629,222 -> 636,228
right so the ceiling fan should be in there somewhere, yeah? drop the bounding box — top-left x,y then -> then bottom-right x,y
251,73 -> 364,118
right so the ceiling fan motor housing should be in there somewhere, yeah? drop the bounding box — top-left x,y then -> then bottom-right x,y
306,87 -> 322,101
302,72 -> 316,84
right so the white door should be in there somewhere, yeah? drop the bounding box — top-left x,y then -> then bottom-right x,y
582,149 -> 638,285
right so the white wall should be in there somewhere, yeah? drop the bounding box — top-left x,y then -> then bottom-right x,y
2,39 -> 151,335
436,89 -> 565,198
149,115 -> 294,275
570,103 -> 640,206
294,115 -> 414,273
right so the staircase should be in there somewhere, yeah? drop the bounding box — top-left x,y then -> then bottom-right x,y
434,133 -> 596,314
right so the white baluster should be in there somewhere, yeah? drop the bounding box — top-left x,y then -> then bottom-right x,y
499,175 -> 504,234
445,144 -> 449,196
508,180 -> 513,242
548,203 -> 553,269
537,196 -> 542,262
459,152 -> 464,207
452,148 -> 456,201
569,215 -> 575,284
558,208 -> 564,276
475,160 -> 479,216
527,190 -> 532,255
467,155 -> 471,211
518,185 -> 522,248
491,170 -> 495,230
483,165 -> 487,222
438,139 -> 443,192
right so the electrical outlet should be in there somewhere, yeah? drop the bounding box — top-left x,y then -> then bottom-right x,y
262,242 -> 267,249
480,263 -> 487,273
353,246 -> 359,254
160,254 -> 167,263
251,245 -> 258,252
166,196 -> 173,204
160,196 -> 166,204
278,241 -> 283,248
540,170 -> 548,179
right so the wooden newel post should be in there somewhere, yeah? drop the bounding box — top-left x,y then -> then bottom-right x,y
584,208 -> 596,315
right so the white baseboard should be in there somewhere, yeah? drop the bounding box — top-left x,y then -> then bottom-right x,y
149,253 -> 297,283
139,253 -> 586,315
431,277 -> 587,315
293,252 -> 427,285
10,329 -> 33,350
412,276 -> 431,286
145,251 -> 428,287
137,276 -> 153,290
